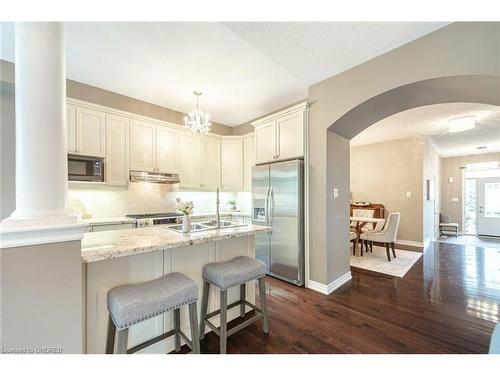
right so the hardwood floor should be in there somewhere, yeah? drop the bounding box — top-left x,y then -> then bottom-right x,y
183,241 -> 500,354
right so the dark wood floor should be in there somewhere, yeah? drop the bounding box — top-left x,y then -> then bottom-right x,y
186,241 -> 500,353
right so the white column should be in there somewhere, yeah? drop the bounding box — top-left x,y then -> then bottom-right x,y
1,23 -> 85,247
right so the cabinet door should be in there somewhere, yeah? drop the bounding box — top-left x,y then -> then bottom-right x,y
243,135 -> 255,191
156,126 -> 179,173
106,114 -> 129,186
254,120 -> 276,164
276,110 -> 304,160
129,120 -> 156,172
66,103 -> 76,154
221,139 -> 244,191
76,107 -> 106,157
201,136 -> 221,190
178,132 -> 202,189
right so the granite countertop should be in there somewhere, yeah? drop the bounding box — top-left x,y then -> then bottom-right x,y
81,224 -> 270,263
83,217 -> 137,226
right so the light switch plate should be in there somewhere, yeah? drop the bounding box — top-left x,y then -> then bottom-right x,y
452,197 -> 459,202
331,188 -> 339,199
406,191 -> 412,198
448,177 -> 454,183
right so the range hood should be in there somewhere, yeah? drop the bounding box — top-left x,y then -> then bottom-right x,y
129,170 -> 180,184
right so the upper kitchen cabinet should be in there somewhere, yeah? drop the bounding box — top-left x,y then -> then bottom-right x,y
76,106 -> 106,157
221,138 -> 244,191
66,103 -> 76,154
243,134 -> 255,191
106,114 -> 129,186
201,136 -> 221,190
156,126 -> 179,173
254,119 -> 275,164
178,132 -> 202,189
129,119 -> 156,172
252,101 -> 307,164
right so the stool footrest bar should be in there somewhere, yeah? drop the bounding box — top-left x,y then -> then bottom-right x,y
127,329 -> 176,354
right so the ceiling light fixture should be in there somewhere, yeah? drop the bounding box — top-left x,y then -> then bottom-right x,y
448,116 -> 476,133
184,91 -> 211,135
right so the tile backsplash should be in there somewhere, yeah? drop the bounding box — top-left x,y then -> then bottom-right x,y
68,182 -> 250,219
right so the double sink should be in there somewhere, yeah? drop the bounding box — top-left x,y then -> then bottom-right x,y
167,219 -> 247,233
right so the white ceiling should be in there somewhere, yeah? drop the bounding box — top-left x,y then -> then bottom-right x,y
351,103 -> 500,157
1,22 -> 447,126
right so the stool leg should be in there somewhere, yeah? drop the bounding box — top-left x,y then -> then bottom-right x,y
258,277 -> 269,334
116,328 -> 129,354
199,281 -> 210,340
391,242 -> 396,258
105,315 -> 116,354
220,289 -> 228,354
240,284 -> 246,318
188,302 -> 200,354
173,307 -> 181,352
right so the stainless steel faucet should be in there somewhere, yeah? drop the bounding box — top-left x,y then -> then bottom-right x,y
216,187 -> 220,229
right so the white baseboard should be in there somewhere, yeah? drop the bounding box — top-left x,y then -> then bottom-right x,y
395,239 -> 424,248
307,271 -> 352,295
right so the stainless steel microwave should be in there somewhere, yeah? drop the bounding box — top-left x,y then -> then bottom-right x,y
68,155 -> 104,182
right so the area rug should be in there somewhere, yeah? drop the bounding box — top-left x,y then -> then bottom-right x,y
350,246 -> 422,277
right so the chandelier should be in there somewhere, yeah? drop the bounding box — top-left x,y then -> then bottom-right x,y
184,91 -> 211,135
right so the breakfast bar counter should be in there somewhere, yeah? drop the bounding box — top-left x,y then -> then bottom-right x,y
82,224 -> 270,354
81,224 -> 270,263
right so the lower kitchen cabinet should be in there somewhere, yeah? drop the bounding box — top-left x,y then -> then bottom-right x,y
84,235 -> 255,354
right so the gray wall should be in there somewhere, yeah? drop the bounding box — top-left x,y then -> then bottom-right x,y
0,60 -> 233,136
309,22 -> 500,285
423,139 -> 442,244
0,81 -> 16,220
1,241 -> 83,353
350,137 -> 425,243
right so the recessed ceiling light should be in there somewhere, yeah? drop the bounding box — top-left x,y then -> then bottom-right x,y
449,116 -> 476,132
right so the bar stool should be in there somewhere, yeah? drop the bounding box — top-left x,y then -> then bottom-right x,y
105,272 -> 200,354
199,256 -> 269,354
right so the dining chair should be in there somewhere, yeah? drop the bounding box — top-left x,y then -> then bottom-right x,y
360,213 -> 401,261
350,231 -> 358,255
352,209 -> 375,232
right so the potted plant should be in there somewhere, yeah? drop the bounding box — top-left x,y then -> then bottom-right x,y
176,198 -> 194,233
227,199 -> 237,211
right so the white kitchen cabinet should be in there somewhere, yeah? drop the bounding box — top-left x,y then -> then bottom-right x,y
67,104 -> 77,154
221,138 -> 244,191
76,107 -> 106,157
106,114 -> 129,186
156,126 -> 179,173
276,110 -> 304,161
129,119 -> 156,172
243,135 -> 255,191
254,120 -> 276,164
178,132 -> 202,189
201,136 -> 221,190
252,101 -> 307,164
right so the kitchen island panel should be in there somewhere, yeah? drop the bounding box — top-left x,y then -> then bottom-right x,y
85,251 -> 165,354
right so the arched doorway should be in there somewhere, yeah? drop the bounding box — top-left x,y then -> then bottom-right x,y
324,74 -> 500,283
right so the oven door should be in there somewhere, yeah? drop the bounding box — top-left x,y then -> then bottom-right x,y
68,156 -> 104,182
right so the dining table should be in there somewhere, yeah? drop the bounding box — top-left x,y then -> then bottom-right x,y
350,216 -> 386,256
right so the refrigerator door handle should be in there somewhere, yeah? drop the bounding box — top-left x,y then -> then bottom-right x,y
269,187 -> 274,234
264,186 -> 271,225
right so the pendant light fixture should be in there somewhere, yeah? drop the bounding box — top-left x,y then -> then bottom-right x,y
184,91 -> 211,135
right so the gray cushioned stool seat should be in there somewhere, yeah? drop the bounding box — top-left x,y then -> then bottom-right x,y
202,256 -> 266,290
108,272 -> 198,330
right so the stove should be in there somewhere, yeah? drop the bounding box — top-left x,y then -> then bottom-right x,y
126,212 -> 183,227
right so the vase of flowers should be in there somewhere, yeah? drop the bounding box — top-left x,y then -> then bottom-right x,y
176,197 -> 194,233
227,199 -> 237,211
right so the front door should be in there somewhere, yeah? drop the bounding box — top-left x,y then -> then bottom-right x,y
477,177 -> 500,237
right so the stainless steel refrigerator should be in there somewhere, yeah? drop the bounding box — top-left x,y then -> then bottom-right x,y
252,159 -> 304,286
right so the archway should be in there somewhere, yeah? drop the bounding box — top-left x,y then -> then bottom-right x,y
324,74 -> 500,284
